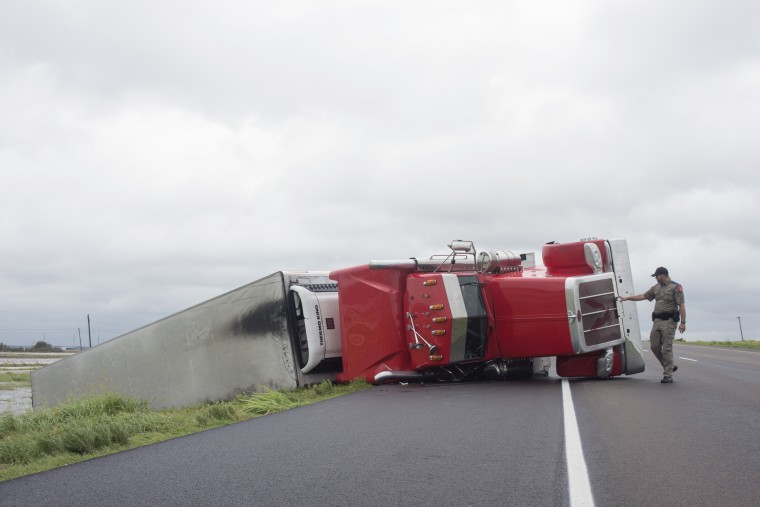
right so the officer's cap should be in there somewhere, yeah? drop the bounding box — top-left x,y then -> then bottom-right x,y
651,267 -> 669,277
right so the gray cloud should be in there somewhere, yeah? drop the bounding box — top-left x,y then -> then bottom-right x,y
1,1 -> 758,346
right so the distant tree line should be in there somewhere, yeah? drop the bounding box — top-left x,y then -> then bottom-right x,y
0,341 -> 62,352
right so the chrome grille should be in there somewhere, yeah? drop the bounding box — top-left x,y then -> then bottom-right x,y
578,278 -> 621,347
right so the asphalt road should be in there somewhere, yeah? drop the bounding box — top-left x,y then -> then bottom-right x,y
1,344 -> 758,506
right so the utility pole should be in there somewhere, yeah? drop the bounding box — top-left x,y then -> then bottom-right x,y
87,314 -> 92,348
737,316 -> 745,341
78,328 -> 83,351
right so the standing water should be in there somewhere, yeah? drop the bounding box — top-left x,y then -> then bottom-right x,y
0,355 -> 67,415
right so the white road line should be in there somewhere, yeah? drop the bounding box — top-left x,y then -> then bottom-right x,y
562,379 -> 595,507
679,357 -> 698,362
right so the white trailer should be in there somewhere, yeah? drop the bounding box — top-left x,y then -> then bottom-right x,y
32,271 -> 341,410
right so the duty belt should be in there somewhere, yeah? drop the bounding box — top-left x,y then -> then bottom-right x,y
652,311 -> 679,322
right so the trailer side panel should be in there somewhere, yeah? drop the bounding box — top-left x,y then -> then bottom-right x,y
32,272 -> 298,410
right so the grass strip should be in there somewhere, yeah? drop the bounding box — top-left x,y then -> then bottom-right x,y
677,339 -> 760,351
0,373 -> 31,383
0,380 -> 369,482
234,378 -> 368,416
0,384 -> 29,391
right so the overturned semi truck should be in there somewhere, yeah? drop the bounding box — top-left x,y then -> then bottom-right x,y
32,238 -> 645,410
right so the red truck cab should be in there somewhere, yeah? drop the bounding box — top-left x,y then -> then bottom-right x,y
329,239 -> 645,384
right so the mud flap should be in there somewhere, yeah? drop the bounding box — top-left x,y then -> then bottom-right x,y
623,336 -> 645,374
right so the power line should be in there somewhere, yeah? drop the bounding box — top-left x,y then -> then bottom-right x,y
0,327 -> 74,332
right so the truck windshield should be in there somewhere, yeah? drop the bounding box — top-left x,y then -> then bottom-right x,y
459,276 -> 488,359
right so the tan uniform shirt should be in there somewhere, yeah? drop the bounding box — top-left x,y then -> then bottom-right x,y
644,281 -> 684,314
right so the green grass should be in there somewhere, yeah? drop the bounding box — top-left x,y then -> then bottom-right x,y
0,380 -> 369,482
677,339 -> 760,350
0,372 -> 31,390
235,378 -> 368,416
0,384 -> 29,391
0,372 -> 31,384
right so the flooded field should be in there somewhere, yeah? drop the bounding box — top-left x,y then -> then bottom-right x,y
0,387 -> 33,416
0,354 -> 69,415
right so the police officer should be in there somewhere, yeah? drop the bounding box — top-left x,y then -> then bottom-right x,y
619,267 -> 686,383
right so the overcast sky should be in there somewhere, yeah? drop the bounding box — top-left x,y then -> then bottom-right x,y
1,1 -> 758,347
